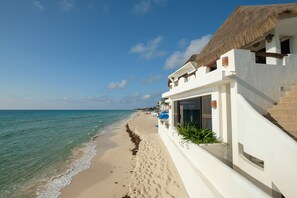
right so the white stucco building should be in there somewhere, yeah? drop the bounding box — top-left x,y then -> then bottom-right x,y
158,3 -> 297,198
158,98 -> 169,112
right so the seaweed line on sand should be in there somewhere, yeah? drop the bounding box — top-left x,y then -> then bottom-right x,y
125,124 -> 141,155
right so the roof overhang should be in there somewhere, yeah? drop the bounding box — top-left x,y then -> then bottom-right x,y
168,61 -> 196,81
276,16 -> 297,36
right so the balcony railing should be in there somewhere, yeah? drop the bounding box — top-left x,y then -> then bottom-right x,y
167,49 -> 293,92
254,51 -> 288,59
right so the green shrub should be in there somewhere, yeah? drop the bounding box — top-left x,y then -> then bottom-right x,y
177,123 -> 219,144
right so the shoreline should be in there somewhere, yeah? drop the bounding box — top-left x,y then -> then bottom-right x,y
36,116 -> 132,198
0,110 -> 135,198
59,112 -> 188,198
59,116 -> 135,198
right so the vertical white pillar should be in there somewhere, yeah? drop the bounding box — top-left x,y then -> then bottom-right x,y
290,36 -> 297,54
266,32 -> 281,65
211,90 -> 220,138
220,85 -> 228,143
180,105 -> 184,125
230,81 -> 239,166
169,100 -> 173,129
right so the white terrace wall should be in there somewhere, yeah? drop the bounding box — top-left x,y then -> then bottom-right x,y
291,36 -> 297,54
158,121 -> 270,198
225,49 -> 297,115
231,94 -> 297,198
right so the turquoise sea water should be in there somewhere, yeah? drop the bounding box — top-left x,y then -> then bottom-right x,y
0,110 -> 133,198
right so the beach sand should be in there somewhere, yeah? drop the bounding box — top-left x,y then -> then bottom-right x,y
59,112 -> 188,198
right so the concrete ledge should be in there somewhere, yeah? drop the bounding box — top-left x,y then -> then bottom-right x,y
158,124 -> 270,198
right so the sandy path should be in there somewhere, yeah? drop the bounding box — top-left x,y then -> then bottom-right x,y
128,113 -> 188,198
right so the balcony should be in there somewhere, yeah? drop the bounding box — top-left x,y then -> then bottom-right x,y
164,49 -> 297,107
158,121 -> 269,197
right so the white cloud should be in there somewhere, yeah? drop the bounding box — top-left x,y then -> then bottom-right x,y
134,0 -> 151,14
82,96 -> 115,104
119,92 -> 160,104
134,0 -> 168,14
0,91 -> 162,109
59,0 -> 75,11
141,74 -> 162,84
108,80 -> 128,90
142,92 -> 162,102
177,38 -> 188,48
130,36 -> 166,60
33,0 -> 44,11
164,34 -> 212,70
143,94 -> 151,99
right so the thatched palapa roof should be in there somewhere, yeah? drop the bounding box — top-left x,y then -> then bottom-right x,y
193,3 -> 297,68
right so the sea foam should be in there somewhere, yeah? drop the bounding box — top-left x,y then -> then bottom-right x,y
37,142 -> 96,198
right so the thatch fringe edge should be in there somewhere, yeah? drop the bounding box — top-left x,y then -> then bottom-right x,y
194,5 -> 297,68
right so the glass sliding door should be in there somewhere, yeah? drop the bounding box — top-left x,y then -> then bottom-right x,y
201,95 -> 212,130
180,97 -> 201,127
174,95 -> 212,130
174,98 -> 201,127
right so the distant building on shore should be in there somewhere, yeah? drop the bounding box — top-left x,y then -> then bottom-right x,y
159,3 -> 297,198
158,98 -> 169,112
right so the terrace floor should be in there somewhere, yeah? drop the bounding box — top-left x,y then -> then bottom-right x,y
200,143 -> 233,167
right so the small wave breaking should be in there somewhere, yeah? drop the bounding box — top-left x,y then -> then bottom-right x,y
36,142 -> 96,198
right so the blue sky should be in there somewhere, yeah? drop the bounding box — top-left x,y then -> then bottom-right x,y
0,0 -> 295,109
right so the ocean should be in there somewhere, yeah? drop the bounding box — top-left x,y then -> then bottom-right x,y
0,110 -> 133,198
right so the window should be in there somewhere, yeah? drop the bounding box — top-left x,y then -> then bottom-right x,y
210,65 -> 217,72
255,48 -> 266,64
174,81 -> 179,87
174,95 -> 212,130
281,39 -> 290,54
174,98 -> 201,127
206,60 -> 218,72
